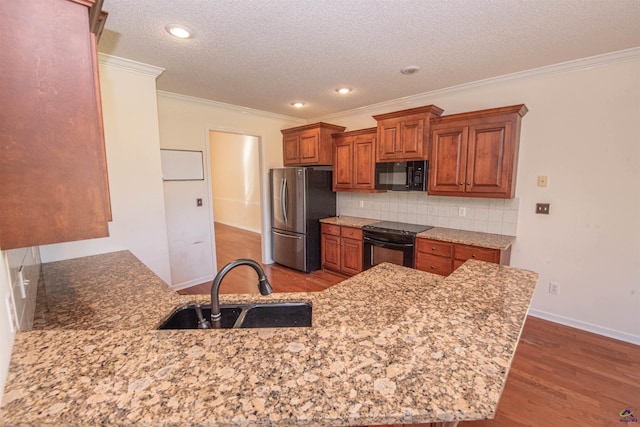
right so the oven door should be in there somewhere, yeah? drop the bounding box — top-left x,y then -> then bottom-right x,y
363,233 -> 415,270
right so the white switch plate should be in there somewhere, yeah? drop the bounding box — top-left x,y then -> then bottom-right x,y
359,200 -> 364,208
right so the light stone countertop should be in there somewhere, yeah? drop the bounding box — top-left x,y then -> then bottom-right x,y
0,250 -> 538,426
320,216 -> 516,250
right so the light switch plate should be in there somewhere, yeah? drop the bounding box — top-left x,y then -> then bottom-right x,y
536,203 -> 550,214
537,176 -> 548,187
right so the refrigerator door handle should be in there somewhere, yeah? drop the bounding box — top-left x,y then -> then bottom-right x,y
282,178 -> 288,223
273,230 -> 302,239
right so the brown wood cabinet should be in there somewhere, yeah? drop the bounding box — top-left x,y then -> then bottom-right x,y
321,223 -> 363,276
415,237 -> 511,276
281,122 -> 346,166
0,0 -> 111,250
428,105 -> 528,198
372,105 -> 444,162
332,127 -> 380,192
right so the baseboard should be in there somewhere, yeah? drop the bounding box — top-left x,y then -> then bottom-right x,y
528,309 -> 640,346
171,275 -> 214,291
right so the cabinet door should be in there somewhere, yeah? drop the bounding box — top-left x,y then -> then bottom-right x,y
415,253 -> 453,276
429,126 -> 469,194
333,136 -> 354,190
377,121 -> 399,160
0,0 -> 110,249
341,237 -> 363,276
353,134 -> 376,189
299,130 -> 320,164
283,134 -> 300,165
399,118 -> 424,157
466,121 -> 513,196
321,233 -> 341,272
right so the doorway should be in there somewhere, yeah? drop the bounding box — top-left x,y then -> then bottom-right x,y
207,130 -> 270,273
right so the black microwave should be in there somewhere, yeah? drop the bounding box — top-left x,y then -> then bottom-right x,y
374,160 -> 427,191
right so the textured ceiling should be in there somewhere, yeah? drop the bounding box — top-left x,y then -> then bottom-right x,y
98,0 -> 640,119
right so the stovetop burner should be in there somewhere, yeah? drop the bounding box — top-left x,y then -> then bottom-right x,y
362,221 -> 433,235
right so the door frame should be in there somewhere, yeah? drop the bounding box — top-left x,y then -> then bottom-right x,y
204,126 -> 272,273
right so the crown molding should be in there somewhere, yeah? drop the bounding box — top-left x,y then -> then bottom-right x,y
98,53 -> 165,78
156,90 -> 306,124
311,47 -> 640,123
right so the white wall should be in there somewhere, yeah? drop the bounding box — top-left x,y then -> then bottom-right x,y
210,132 -> 261,233
0,249 -> 15,403
317,50 -> 640,344
157,92 -> 303,288
39,55 -> 172,284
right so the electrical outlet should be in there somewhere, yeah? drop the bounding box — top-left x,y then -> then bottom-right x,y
536,203 -> 550,214
196,198 -> 203,207
359,200 -> 364,208
458,207 -> 466,217
549,282 -> 560,295
537,176 -> 548,187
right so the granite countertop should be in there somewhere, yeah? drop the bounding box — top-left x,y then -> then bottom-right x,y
0,251 -> 538,426
320,216 -> 516,250
319,216 -> 380,228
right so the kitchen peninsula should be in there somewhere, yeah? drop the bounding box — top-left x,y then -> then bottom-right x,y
0,251 -> 538,426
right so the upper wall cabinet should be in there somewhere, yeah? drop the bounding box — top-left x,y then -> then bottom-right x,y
428,105 -> 528,199
332,127 -> 380,192
281,122 -> 346,166
373,105 -> 444,162
0,0 -> 111,249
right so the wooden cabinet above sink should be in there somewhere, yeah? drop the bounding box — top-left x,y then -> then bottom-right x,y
0,0 -> 111,249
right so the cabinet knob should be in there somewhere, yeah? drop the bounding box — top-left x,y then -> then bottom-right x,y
467,182 -> 471,185
431,247 -> 436,251
471,254 -> 476,258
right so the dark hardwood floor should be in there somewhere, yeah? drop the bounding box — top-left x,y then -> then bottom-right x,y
180,223 -> 640,427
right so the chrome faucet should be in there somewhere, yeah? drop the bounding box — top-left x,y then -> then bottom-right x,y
210,258 -> 272,322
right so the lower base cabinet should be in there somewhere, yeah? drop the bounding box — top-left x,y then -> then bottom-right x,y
321,224 -> 363,276
415,237 -> 511,276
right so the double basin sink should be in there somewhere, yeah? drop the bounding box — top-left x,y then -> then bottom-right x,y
159,302 -> 312,329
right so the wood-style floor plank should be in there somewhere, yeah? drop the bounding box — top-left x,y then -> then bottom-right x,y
180,223 -> 640,427
179,222 -> 343,295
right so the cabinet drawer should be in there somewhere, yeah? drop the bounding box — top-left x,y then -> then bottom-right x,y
415,253 -> 453,276
341,226 -> 362,240
416,238 -> 453,257
321,223 -> 340,236
454,244 -> 500,263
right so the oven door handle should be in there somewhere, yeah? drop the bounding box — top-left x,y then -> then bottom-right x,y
363,236 -> 414,248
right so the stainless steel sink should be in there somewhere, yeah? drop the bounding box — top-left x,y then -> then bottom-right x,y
159,302 -> 312,329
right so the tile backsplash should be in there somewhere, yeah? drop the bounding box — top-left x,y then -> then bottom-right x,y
337,192 -> 519,236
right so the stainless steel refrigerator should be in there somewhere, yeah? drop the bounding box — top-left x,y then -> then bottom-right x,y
270,167 -> 336,273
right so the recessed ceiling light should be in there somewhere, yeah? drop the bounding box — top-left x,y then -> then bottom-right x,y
336,87 -> 352,94
291,102 -> 306,108
400,65 -> 421,75
165,24 -> 193,39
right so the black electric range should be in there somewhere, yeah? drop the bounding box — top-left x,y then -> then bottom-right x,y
362,221 -> 433,236
361,221 -> 433,270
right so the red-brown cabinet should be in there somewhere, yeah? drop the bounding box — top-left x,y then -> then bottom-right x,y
0,0 -> 111,249
428,105 -> 527,198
